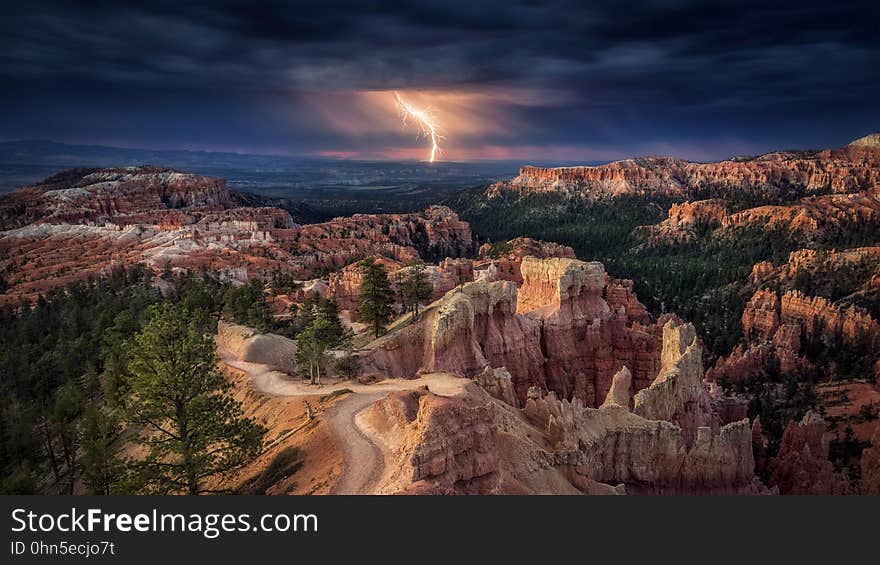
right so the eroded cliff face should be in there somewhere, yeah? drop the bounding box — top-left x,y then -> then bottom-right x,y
0,167 -> 474,303
768,411 -> 849,495
288,205 -> 472,266
474,237 -> 576,284
365,257 -> 662,407
751,247 -> 880,292
0,167 -> 235,229
365,278 -> 548,394
516,257 -> 661,406
361,384 -> 500,494
360,272 -> 761,494
709,288 -> 880,385
523,382 -> 756,494
490,141 -> 880,200
647,189 -> 880,246
362,357 -> 758,495
633,321 -> 717,444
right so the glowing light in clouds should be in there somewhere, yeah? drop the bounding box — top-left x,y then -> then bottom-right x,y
394,91 -> 443,162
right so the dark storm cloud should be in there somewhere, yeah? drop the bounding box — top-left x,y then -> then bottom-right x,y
1,0 -> 878,160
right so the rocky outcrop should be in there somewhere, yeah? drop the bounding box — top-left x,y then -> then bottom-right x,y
366,257 -> 663,408
288,205 -> 472,269
769,411 -> 849,495
362,385 -> 499,494
849,133 -> 880,148
216,321 -> 297,373
424,280 -> 546,391
647,199 -> 727,243
474,237 -> 576,284
742,288 -> 782,341
751,247 -> 880,292
516,256 -> 607,315
725,190 -> 880,237
647,190 -> 880,250
491,139 -> 880,200
523,387 -> 758,494
777,291 -> 879,346
711,287 -> 879,384
364,278 -> 546,397
0,167 -> 237,229
517,257 -> 661,406
474,366 -> 519,407
600,367 -> 632,409
633,320 -> 716,444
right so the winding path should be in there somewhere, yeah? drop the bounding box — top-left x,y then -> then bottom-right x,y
220,351 -> 465,495
327,392 -> 387,494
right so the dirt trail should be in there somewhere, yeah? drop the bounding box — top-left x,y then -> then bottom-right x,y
327,392 -> 387,494
219,350 -> 465,495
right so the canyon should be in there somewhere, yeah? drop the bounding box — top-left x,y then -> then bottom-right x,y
219,258 -> 761,495
3,134 -> 879,495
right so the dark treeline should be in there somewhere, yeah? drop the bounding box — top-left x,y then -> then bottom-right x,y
0,266 -> 287,494
0,258 -> 397,494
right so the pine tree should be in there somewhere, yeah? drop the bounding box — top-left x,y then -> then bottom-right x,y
295,298 -> 349,384
51,382 -> 84,494
123,303 -> 265,494
400,260 -> 432,319
357,257 -> 395,338
79,405 -> 126,495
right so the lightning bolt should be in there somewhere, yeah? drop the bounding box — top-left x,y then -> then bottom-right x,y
394,91 -> 443,162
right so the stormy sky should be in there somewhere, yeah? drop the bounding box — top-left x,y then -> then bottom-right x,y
1,0 -> 878,162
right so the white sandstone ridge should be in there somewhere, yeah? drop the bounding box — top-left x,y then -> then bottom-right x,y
848,132 -> 880,148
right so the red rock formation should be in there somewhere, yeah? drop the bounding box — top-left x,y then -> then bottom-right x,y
474,367 -> 519,408
604,277 -> 651,324
491,138 -> 880,199
367,361 -> 759,494
649,190 -> 880,247
647,199 -> 728,243
362,386 -> 499,494
517,257 -> 661,405
711,286 -> 879,385
758,247 -> 880,291
0,168 -> 474,304
366,257 -> 663,408
741,288 -> 781,340
0,167 -> 235,229
769,411 -> 849,495
523,386 -> 758,494
474,237 -> 575,284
